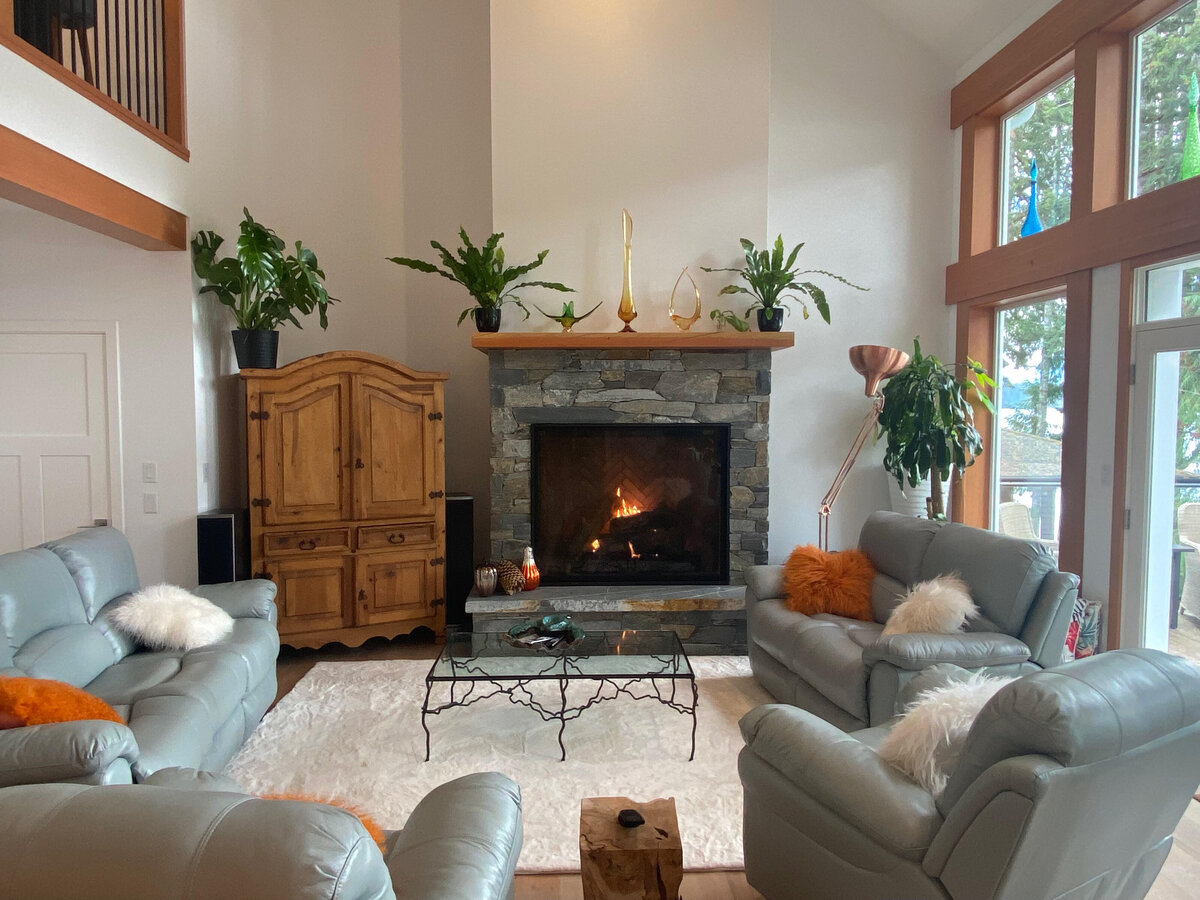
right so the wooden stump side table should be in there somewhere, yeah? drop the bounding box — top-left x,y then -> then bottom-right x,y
580,796 -> 683,900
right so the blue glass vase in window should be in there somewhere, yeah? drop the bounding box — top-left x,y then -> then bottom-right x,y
1019,159 -> 1044,238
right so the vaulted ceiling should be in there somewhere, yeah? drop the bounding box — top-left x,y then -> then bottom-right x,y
856,0 -> 1060,74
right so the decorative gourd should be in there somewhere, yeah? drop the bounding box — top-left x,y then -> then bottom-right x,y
521,547 -> 541,591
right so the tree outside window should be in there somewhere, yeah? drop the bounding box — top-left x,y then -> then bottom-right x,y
1001,78 -> 1075,245
1134,0 -> 1200,197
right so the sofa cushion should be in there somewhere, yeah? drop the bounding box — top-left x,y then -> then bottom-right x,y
751,599 -> 883,721
189,618 -> 280,694
920,523 -> 1054,637
14,625 -> 121,687
0,549 -> 87,653
85,652 -> 183,707
42,528 -> 140,621
859,511 -> 942,585
870,573 -> 909,623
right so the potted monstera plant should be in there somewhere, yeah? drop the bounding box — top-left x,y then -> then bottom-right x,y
387,229 -> 573,332
877,338 -> 995,519
192,209 -> 337,369
702,236 -> 866,332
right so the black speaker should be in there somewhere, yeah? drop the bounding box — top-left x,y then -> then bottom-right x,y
445,493 -> 474,629
197,509 -> 249,585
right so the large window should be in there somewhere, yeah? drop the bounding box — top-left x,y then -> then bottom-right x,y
992,293 -> 1067,557
1000,77 -> 1075,245
1132,0 -> 1200,198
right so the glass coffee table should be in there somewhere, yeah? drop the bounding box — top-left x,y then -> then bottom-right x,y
422,630 -> 697,762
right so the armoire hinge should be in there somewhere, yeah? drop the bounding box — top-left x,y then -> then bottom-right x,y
428,411 -> 444,421
249,410 -> 271,420
251,498 -> 272,508
430,557 -> 445,566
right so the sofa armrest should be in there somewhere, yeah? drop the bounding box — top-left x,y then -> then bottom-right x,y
745,565 -> 785,603
191,579 -> 278,622
863,632 -> 1031,671
0,720 -> 138,787
739,704 -> 942,858
385,772 -> 522,900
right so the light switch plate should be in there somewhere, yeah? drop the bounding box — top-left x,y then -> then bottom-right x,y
142,492 -> 158,514
142,461 -> 158,484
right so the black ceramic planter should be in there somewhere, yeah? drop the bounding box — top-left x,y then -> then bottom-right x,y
756,308 -> 784,332
474,308 -> 502,332
231,329 -> 279,369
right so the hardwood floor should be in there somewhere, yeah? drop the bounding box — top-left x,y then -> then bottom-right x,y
274,636 -> 1199,900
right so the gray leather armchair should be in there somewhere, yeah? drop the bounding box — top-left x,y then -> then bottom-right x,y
739,649 -> 1200,900
0,770 -> 523,900
746,511 -> 1079,730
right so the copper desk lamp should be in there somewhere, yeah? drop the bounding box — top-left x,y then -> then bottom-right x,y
817,344 -> 910,551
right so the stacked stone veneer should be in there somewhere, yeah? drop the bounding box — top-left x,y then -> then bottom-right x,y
487,347 -> 771,584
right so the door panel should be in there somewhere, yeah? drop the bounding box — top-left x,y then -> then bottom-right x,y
0,327 -> 118,551
271,555 -> 350,635
259,374 -> 350,525
353,375 -> 437,520
355,549 -> 437,626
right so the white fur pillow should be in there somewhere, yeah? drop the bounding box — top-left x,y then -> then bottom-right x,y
111,584 -> 234,651
882,574 -> 978,635
877,674 -> 1015,794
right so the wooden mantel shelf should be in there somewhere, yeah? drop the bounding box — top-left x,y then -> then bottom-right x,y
471,331 -> 794,352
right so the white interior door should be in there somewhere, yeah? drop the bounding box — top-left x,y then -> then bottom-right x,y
0,323 -> 122,552
1122,318 -> 1200,649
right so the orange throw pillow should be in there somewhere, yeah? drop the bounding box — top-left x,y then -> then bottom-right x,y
0,677 -> 125,727
261,793 -> 387,849
782,545 -> 876,621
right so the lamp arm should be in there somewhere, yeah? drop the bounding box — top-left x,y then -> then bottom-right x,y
818,395 -> 885,550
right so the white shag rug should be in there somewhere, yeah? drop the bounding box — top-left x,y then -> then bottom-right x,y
224,655 -> 771,872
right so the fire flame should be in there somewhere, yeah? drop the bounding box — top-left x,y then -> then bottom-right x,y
627,541 -> 640,559
590,539 -> 600,552
612,486 -> 642,519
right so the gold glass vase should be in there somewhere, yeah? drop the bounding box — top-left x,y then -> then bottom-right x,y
617,208 -> 637,332
668,267 -> 701,331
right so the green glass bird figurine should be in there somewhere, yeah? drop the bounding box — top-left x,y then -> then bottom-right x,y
534,299 -> 603,333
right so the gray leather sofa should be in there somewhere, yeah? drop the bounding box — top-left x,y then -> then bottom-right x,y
0,769 -> 524,900
0,527 -> 279,785
738,648 -> 1200,900
746,510 -> 1079,730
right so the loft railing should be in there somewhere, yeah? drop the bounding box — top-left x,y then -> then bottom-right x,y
1,0 -> 185,154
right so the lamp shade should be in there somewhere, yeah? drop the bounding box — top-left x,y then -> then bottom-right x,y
849,345 -> 909,397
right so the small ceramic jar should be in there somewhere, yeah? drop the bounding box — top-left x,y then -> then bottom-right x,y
473,563 -> 498,597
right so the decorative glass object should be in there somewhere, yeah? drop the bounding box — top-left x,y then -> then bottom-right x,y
534,300 -> 603,333
1182,73 -> 1200,182
617,209 -> 637,332
473,563 -> 498,597
668,267 -> 701,331
1019,158 -> 1044,238
504,614 -> 585,650
521,546 -> 541,591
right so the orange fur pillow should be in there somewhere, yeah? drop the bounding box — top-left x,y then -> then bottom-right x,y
0,677 -> 124,727
782,545 -> 876,621
260,793 -> 387,849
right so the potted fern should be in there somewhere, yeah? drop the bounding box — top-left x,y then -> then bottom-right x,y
702,236 -> 866,332
388,229 -> 573,332
192,209 -> 336,369
877,338 -> 995,519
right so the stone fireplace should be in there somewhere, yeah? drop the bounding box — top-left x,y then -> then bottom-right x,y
469,335 -> 788,654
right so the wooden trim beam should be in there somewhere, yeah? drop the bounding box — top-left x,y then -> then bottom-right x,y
1108,260 -> 1136,649
161,0 -> 187,148
958,116 -> 1000,260
1072,31 -> 1129,220
953,300 -> 997,527
950,0 -> 1175,128
946,176 -> 1200,304
0,125 -> 187,250
470,332 -> 794,352
1058,271 -> 1093,577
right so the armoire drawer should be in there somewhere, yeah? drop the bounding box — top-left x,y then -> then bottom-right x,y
264,528 -> 351,555
358,521 -> 437,550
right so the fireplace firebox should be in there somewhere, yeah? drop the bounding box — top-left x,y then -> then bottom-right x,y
531,424 -> 730,585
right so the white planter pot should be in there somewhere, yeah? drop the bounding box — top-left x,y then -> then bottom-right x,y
887,476 -> 948,518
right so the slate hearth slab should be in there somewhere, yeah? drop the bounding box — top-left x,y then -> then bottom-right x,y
466,584 -> 745,615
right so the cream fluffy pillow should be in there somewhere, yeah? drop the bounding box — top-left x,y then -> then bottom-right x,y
877,674 -> 1015,794
882,574 -> 978,635
111,584 -> 234,651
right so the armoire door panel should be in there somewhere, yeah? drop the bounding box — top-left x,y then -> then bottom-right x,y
259,374 -> 350,525
355,549 -> 435,626
271,555 -> 351,634
353,375 -> 437,520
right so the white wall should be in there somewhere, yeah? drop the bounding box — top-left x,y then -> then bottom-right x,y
0,199 -> 198,584
765,0 -> 955,553
398,0 -> 494,557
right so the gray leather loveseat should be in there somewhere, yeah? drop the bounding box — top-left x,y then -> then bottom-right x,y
739,649 -> 1200,900
0,769 -> 524,900
745,511 -> 1079,730
0,527 -> 279,785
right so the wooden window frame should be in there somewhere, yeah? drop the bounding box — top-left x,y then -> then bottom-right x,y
950,0 -> 1200,593
0,0 -> 187,159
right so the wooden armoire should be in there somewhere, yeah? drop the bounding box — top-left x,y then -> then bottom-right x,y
241,351 -> 448,648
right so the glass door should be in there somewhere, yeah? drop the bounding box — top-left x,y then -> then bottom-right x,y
1123,255 -> 1200,659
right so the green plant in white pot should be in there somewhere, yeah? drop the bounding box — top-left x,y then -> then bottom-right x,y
701,236 -> 866,332
192,209 -> 337,369
877,337 -> 995,519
